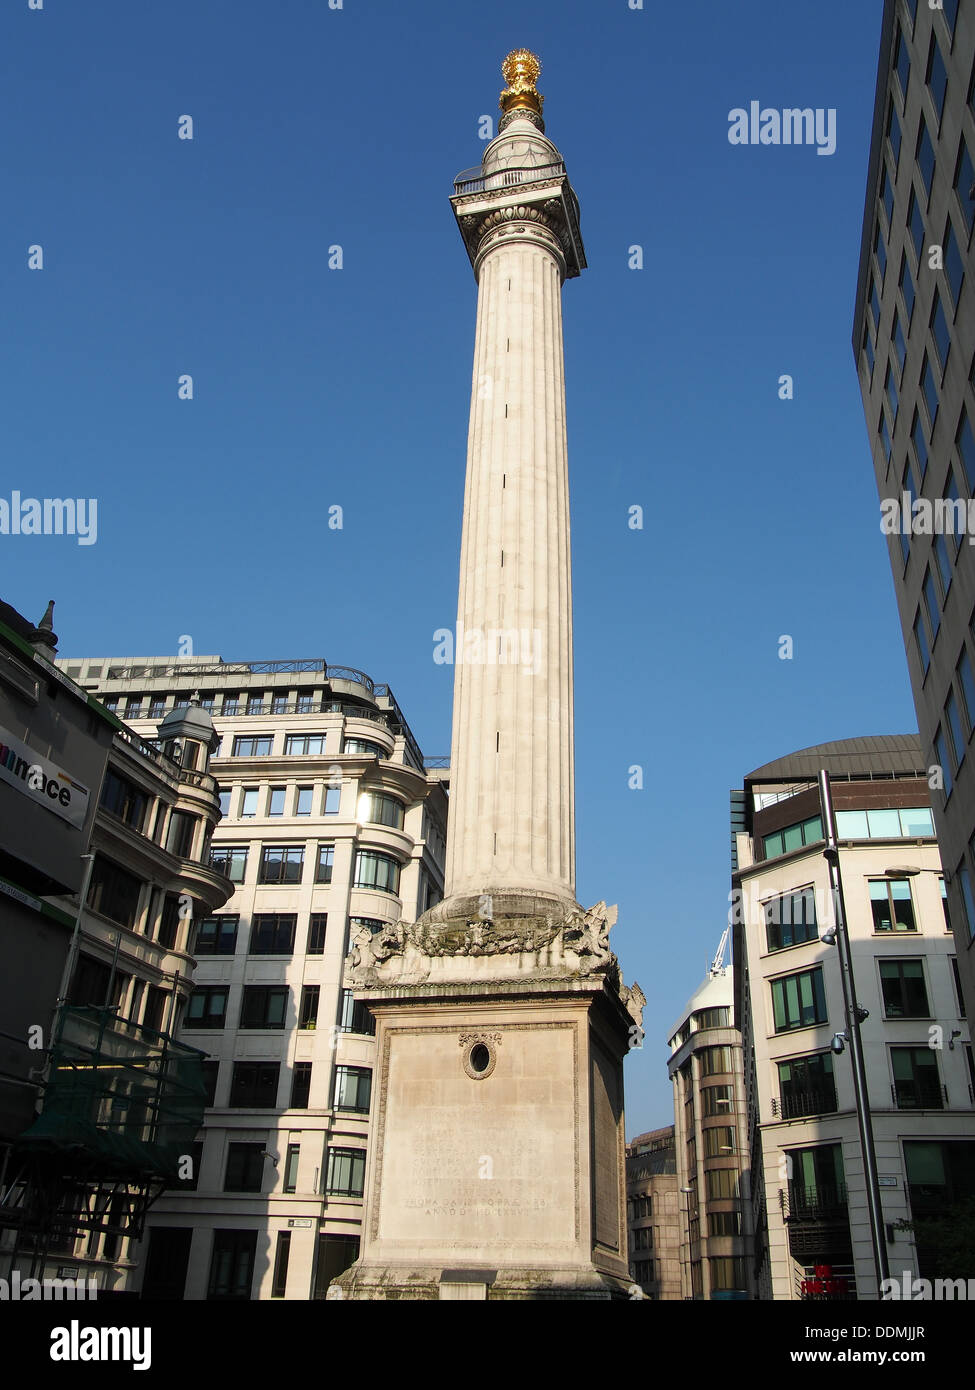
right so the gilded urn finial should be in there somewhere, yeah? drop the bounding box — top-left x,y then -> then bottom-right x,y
500,49 -> 543,116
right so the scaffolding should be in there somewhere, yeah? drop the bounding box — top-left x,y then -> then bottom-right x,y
0,1005 -> 206,1276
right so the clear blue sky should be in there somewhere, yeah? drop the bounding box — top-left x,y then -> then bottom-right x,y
2,1 -> 907,1134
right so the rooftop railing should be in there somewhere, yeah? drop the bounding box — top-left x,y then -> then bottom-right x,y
453,160 -> 566,196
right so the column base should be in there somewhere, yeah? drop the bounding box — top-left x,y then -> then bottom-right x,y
332,1263 -> 634,1301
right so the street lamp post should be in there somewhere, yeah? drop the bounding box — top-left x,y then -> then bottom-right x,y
818,769 -> 890,1295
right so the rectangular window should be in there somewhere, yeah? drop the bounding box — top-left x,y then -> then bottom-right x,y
358,791 -> 406,828
246,692 -> 265,714
946,690 -> 965,768
702,1126 -> 735,1158
950,957 -> 966,1016
705,1169 -> 738,1200
207,1230 -> 256,1302
87,856 -> 143,930
324,786 -> 341,814
249,913 -> 296,955
339,988 -> 376,1036
353,850 -> 401,894
892,1046 -> 942,1108
296,786 -> 314,816
942,877 -> 952,932
307,913 -> 327,954
201,1060 -> 219,1107
271,1231 -> 291,1298
285,733 -> 325,756
917,117 -> 936,201
709,1211 -> 741,1238
232,735 -> 272,758
761,816 -> 823,860
210,845 -> 247,882
701,1084 -> 734,1117
771,967 -> 827,1032
99,768 -> 148,832
315,844 -> 334,884
271,692 -> 288,713
290,1062 -> 312,1109
284,1143 -> 300,1195
776,1051 -> 836,1119
869,878 -> 917,932
268,787 -> 286,816
194,914 -> 239,956
935,726 -> 954,796
313,1235 -> 361,1299
258,845 -> 304,885
241,788 -> 259,817
764,888 -> 818,951
218,789 -> 231,817
229,1061 -> 280,1107
299,985 -> 320,1029
955,137 -> 975,234
224,1143 -> 266,1193
166,810 -> 198,858
239,986 -> 289,1030
880,959 -> 930,1018
958,863 -> 975,941
184,987 -> 228,1030
324,1147 -> 366,1199
926,33 -> 948,125
699,1045 -> 734,1076
222,693 -> 240,716
158,893 -> 182,950
334,1065 -> 372,1114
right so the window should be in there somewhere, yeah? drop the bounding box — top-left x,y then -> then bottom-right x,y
710,1258 -> 746,1293
702,1127 -> 735,1158
900,253 -> 916,320
241,788 -> 259,817
893,308 -> 907,373
343,738 -> 387,758
693,1006 -> 731,1029
957,407 -> 975,492
705,1169 -> 738,1200
229,1062 -> 280,1107
771,967 -> 827,1032
207,1230 -> 256,1301
881,410 -> 892,462
945,469 -> 963,555
931,290 -> 951,371
284,1143 -> 300,1194
324,1147 -> 366,1198
631,1227 -> 653,1251
68,953 -> 111,1007
885,361 -> 899,421
941,0 -> 959,39
892,1046 -> 942,1108
894,24 -> 910,102
240,986 -> 289,1029
271,692 -> 288,714
99,768 -> 148,831
268,787 -> 286,816
210,845 -> 247,882
357,791 -> 406,829
950,957 -> 966,1016
167,811 -> 197,858
198,693 -> 215,712
886,98 -> 901,166
909,187 -> 926,262
869,878 -> 917,932
296,786 -> 314,816
218,789 -> 231,817
944,220 -> 965,305
185,987 -> 229,1030
324,786 -> 341,814
143,984 -> 168,1033
125,698 -> 144,720
339,988 -> 376,1036
315,844 -> 334,884
313,1235 -> 361,1299
249,913 -> 296,955
152,896 -> 178,952
915,608 -> 931,673
958,863 -> 975,941
232,735 -> 272,758
777,1051 -> 837,1119
880,164 -> 894,227
285,734 -> 325,755
87,856 -> 142,929
955,137 -> 975,234
946,690 -> 965,768
764,887 -> 817,952
870,275 -> 882,334
334,1066 -> 372,1114
788,1144 -> 845,1215
709,1211 -> 741,1238
880,959 -> 930,1018
307,914 -> 327,954
699,1045 -> 734,1076
900,460 -> 916,566
201,1060 -> 219,1107
224,1144 -> 266,1193
912,410 -> 928,479
222,693 -> 240,716
917,117 -> 936,202
926,34 -> 948,125
258,845 -> 304,884
353,850 -> 401,894
271,1231 -> 291,1299
290,1063 -> 312,1109
246,692 -> 264,714
942,877 -> 952,932
701,1084 -> 733,1117
863,324 -> 875,378
299,985 -> 320,1029
924,566 -> 941,639
761,816 -> 823,860
935,726 -> 954,795
195,914 -> 239,956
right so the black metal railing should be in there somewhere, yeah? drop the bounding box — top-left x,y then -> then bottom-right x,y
891,1080 -> 946,1109
771,1087 -> 839,1120
453,161 -> 566,196
781,1182 -> 848,1222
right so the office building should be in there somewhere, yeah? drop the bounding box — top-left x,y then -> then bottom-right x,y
625,1127 -> 680,1300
